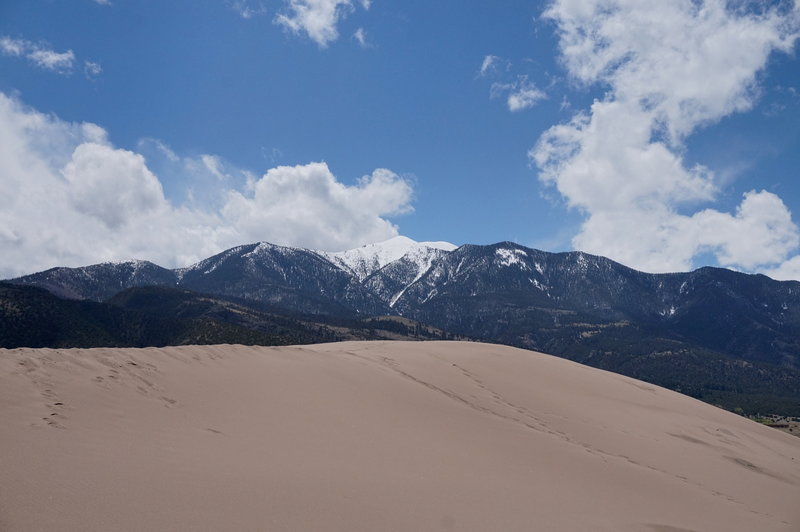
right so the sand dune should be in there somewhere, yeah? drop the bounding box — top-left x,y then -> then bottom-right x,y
1,341 -> 798,531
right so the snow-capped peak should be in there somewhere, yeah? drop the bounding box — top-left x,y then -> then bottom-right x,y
318,236 -> 456,281
418,240 -> 457,252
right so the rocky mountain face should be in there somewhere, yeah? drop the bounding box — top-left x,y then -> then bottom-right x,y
7,237 -> 800,415
390,242 -> 800,370
175,242 -> 389,316
11,260 -> 178,301
12,243 -> 390,317
362,244 -> 454,307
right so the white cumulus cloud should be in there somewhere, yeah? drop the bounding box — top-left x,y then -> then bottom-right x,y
532,0 -> 800,275
0,92 -> 413,278
223,164 -> 412,251
275,0 -> 369,47
765,255 -> 800,281
62,143 -> 169,230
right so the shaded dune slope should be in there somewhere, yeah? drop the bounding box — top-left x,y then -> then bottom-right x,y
1,341 -> 798,531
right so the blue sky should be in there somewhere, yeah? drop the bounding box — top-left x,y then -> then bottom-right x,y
0,0 -> 799,279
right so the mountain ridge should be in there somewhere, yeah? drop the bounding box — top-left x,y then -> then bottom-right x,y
6,236 -> 800,415
8,237 -> 800,369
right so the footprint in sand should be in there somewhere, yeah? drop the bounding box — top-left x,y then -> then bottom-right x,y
160,396 -> 177,406
43,412 -> 66,429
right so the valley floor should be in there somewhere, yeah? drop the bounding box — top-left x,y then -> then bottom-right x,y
1,341 -> 798,531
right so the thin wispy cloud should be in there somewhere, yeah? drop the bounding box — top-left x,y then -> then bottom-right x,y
0,36 -> 99,77
491,76 -> 545,112
478,55 -> 501,77
29,48 -> 75,73
231,0 -> 267,19
84,60 -> 102,78
532,0 -> 800,275
479,55 -> 543,111
353,27 -> 368,47
0,36 -> 25,56
477,54 -> 514,79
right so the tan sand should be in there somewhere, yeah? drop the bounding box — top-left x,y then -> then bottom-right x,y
1,341 -> 798,531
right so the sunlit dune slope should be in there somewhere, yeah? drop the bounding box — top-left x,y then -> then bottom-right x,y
1,341 -> 798,531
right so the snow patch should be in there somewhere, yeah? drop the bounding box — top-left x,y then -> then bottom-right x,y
387,246 -> 446,307
180,244 -> 250,277
243,242 -> 276,258
658,306 -> 677,317
530,278 -> 547,291
495,248 -> 528,269
103,259 -> 149,268
419,240 -> 457,252
98,259 -> 153,279
421,288 -> 439,304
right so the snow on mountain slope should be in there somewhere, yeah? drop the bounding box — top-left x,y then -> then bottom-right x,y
362,244 -> 454,307
174,244 -> 254,280
317,236 -> 456,282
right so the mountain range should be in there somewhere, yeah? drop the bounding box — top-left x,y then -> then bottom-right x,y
4,236 -> 800,415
